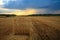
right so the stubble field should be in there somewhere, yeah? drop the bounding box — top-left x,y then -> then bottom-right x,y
0,16 -> 60,40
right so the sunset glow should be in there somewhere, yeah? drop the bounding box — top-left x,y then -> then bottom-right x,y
12,9 -> 37,15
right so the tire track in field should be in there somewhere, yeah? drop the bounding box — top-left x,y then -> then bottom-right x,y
31,18 -> 60,40
35,17 -> 60,30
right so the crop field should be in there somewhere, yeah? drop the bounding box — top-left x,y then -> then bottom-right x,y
0,16 -> 60,40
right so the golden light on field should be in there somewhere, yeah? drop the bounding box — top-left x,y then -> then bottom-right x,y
12,9 -> 37,15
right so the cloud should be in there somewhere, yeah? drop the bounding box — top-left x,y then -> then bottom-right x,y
11,8 -> 60,15
0,0 -> 5,7
0,7 -> 60,15
0,7 -> 16,14
0,0 -> 60,14
49,0 -> 60,10
2,0 -> 60,12
11,9 -> 36,15
0,7 -> 47,14
52,10 -> 60,14
3,0 -> 51,9
36,9 -> 48,14
0,0 -> 3,5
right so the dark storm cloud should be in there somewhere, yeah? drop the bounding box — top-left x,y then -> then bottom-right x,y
50,0 -> 60,10
3,0 -> 51,9
2,0 -> 60,11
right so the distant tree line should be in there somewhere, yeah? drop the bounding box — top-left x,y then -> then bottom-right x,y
0,14 -> 16,17
28,14 -> 60,16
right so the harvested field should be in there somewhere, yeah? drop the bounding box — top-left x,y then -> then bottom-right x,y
0,16 -> 60,40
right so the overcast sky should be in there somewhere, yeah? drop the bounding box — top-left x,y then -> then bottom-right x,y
0,0 -> 60,14
0,0 -> 59,10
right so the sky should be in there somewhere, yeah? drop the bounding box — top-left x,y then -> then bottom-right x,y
0,0 -> 60,15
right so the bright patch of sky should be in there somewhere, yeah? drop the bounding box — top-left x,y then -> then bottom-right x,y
0,0 -> 17,7
0,0 -> 4,6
